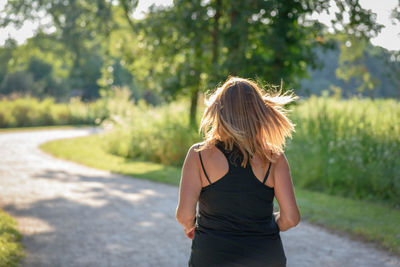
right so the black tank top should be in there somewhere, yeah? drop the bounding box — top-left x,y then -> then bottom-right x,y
189,141 -> 286,267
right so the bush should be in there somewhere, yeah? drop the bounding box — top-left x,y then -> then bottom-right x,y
0,95 -> 108,128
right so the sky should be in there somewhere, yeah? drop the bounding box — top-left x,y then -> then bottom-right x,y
0,0 -> 399,51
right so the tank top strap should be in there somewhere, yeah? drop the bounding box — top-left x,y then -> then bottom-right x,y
262,161 -> 272,184
197,144 -> 212,185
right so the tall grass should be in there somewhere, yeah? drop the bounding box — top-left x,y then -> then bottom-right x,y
287,96 -> 400,205
101,88 -> 201,166
101,92 -> 400,205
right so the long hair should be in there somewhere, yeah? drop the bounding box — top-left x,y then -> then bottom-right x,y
195,76 -> 298,168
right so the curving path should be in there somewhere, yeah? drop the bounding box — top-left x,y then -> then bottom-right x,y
0,128 -> 398,267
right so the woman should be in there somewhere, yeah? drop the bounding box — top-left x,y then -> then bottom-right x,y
176,76 -> 300,267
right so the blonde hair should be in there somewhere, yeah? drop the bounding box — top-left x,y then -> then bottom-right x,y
196,76 -> 298,167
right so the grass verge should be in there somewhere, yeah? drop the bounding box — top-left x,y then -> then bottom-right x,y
0,210 -> 24,267
40,133 -> 400,255
40,133 -> 180,185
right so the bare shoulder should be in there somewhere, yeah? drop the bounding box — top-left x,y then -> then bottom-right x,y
193,141 -> 213,152
189,142 -> 219,166
271,152 -> 290,183
186,142 -> 206,160
190,142 -> 204,153
274,152 -> 289,168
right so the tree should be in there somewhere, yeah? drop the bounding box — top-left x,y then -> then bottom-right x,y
0,0 -> 385,109
136,1 -> 212,128
1,0 -> 115,100
139,0 -> 383,126
335,34 -> 380,98
219,0 -> 383,88
0,71 -> 34,96
0,38 -> 17,87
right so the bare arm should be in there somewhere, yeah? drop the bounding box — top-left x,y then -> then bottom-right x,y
176,144 -> 202,238
273,152 -> 300,231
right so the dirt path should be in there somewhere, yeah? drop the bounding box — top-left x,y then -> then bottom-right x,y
0,128 -> 398,267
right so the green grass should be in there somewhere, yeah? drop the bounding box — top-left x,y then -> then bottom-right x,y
288,96 -> 400,205
295,189 -> 400,254
40,133 -> 400,255
0,124 -> 93,133
99,95 -> 400,205
0,210 -> 24,267
40,133 -> 180,185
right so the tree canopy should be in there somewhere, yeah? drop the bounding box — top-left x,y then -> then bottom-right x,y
0,0 -> 398,125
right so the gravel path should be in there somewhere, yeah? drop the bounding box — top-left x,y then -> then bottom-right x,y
0,128 -> 398,267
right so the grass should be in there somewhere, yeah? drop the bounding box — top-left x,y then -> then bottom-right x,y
40,133 -> 400,255
40,133 -> 180,185
99,95 -> 400,205
0,124 -> 93,133
0,210 -> 24,267
295,189 -> 400,254
288,96 -> 400,204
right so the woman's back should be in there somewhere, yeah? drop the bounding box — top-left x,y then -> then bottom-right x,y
189,140 -> 287,267
176,76 -> 300,267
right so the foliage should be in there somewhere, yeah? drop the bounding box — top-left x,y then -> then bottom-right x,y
0,35 -> 71,100
0,55 -> 64,98
300,38 -> 400,98
101,88 -> 202,166
0,209 -> 24,267
335,34 -> 380,97
0,39 -> 17,86
151,0 -> 385,89
0,0 -> 115,100
1,88 -> 398,205
287,96 -> 400,204
0,71 -> 35,96
0,0 -> 395,113
0,96 -> 107,128
100,95 -> 400,205
131,0 -> 384,125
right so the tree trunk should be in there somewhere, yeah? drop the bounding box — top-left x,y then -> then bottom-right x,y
210,0 -> 222,85
189,88 -> 199,129
189,37 -> 204,128
212,0 -> 221,65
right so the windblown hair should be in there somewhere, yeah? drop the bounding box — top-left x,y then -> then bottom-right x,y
195,76 -> 298,167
